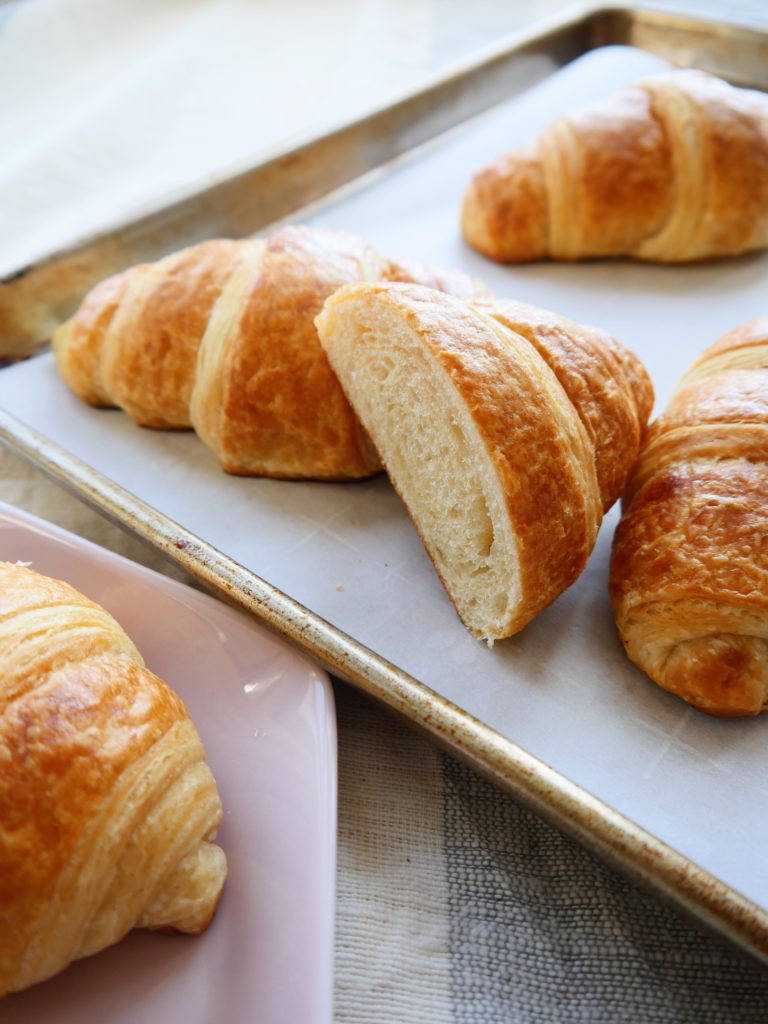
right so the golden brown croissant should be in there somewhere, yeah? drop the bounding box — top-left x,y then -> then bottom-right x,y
610,317 -> 768,716
315,283 -> 652,640
53,225 -> 487,480
462,69 -> 768,264
0,562 -> 226,996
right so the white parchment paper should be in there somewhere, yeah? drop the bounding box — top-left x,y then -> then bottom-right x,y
2,46 -> 767,909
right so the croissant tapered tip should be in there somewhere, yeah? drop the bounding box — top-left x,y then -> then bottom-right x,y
461,144 -> 549,263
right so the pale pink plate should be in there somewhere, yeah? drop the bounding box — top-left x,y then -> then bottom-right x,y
0,501 -> 336,1024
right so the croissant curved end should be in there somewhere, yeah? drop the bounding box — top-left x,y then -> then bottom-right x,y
461,146 -> 549,264
625,624 -> 768,717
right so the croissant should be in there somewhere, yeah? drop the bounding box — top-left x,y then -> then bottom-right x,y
0,562 -> 226,996
610,317 -> 768,716
315,283 -> 652,640
52,225 -> 487,480
462,69 -> 768,264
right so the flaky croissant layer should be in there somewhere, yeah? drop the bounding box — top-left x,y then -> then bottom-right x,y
610,317 -> 768,716
462,70 -> 768,264
0,563 -> 226,996
53,225 -> 488,480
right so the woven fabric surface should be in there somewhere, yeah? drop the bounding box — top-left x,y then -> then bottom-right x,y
440,754 -> 768,1023
334,683 -> 453,1022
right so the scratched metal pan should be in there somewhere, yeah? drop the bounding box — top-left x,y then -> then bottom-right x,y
2,3 -> 768,966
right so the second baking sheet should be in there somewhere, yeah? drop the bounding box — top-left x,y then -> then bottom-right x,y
1,44 -> 767,914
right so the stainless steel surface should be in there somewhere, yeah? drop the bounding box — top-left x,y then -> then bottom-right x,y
3,2 -> 768,966
592,4 -> 768,86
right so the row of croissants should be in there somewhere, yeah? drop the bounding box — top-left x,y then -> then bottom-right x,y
52,219 -> 767,720
3,67 -> 767,998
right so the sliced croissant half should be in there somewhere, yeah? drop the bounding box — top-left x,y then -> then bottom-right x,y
316,283 -> 652,640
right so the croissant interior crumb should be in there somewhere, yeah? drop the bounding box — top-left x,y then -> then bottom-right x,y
318,307 -> 520,639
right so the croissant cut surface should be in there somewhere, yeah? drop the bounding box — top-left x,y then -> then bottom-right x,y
610,317 -> 768,716
316,283 -> 652,640
0,562 -> 226,996
53,225 -> 487,480
462,69 -> 768,264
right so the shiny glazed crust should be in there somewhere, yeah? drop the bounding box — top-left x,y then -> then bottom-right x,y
0,563 -> 227,995
610,317 -> 768,716
53,225 -> 487,480
316,283 -> 652,640
462,70 -> 768,263
476,298 -> 654,511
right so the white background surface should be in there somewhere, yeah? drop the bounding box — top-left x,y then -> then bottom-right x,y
1,42 -> 767,917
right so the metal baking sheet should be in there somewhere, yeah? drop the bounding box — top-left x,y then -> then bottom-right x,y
2,6 -> 768,963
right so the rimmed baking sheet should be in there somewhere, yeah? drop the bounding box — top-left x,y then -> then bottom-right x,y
2,12 -> 768,963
